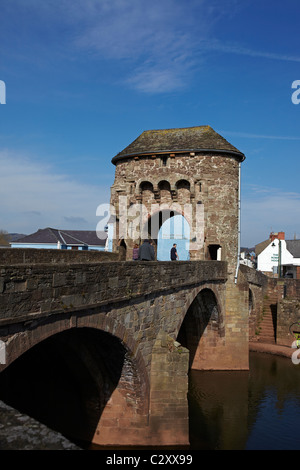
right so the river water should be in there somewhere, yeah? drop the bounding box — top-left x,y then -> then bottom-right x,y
1,352 -> 300,450
188,351 -> 300,450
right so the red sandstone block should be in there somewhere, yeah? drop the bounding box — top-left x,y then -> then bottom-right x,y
99,417 -> 119,427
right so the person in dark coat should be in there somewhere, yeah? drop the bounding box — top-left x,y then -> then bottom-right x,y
138,239 -> 155,261
170,243 -> 179,261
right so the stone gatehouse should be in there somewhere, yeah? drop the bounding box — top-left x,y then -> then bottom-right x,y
109,125 -> 245,273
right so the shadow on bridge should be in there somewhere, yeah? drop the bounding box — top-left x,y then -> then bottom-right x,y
177,288 -> 224,369
0,328 -> 142,447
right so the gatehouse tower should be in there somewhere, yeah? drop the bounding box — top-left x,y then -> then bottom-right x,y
109,125 -> 245,273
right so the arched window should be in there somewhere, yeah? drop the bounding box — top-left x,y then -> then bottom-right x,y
139,181 -> 154,205
176,179 -> 190,191
140,181 -> 153,192
176,179 -> 191,204
158,180 -> 172,204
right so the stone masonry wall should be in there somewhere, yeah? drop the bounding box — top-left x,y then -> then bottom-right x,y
111,153 -> 240,271
0,260 -> 228,446
239,265 -> 268,340
277,299 -> 300,347
277,279 -> 300,347
0,248 -> 118,265
0,260 -> 227,324
0,259 -> 250,374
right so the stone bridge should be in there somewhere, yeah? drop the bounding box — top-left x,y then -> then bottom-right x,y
0,249 -> 256,447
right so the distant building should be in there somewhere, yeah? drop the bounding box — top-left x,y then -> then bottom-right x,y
255,232 -> 300,278
10,227 -> 108,251
240,248 -> 256,268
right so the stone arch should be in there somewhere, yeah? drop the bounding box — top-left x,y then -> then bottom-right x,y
135,174 -> 194,196
158,180 -> 172,204
139,181 -> 154,192
118,238 -> 127,260
178,284 -> 224,329
175,179 -> 190,190
139,181 -> 155,206
176,285 -> 225,370
176,179 -> 191,205
0,312 -> 150,446
142,205 -> 183,242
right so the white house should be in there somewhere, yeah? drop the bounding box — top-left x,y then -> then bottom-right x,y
240,249 -> 256,268
255,232 -> 300,278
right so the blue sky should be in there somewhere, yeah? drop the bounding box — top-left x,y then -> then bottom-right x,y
1,0 -> 300,247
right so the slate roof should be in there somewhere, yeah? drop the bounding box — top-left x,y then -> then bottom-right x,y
255,239 -> 271,256
112,126 -> 245,164
286,240 -> 300,258
255,238 -> 300,259
13,228 -> 107,247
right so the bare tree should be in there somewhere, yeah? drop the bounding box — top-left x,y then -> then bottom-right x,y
0,230 -> 10,246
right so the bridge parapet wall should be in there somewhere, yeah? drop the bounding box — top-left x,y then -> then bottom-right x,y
0,259 -> 228,446
0,260 -> 253,447
0,260 -> 227,325
0,248 -> 118,265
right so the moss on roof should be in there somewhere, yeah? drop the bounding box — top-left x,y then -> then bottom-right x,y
112,126 -> 245,164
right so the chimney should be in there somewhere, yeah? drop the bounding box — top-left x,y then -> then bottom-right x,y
269,232 -> 285,241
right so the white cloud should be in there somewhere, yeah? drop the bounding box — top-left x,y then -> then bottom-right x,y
4,0 -> 300,94
241,185 -> 300,247
69,0 -> 212,93
0,150 -> 110,234
3,0 -> 237,93
204,40 -> 300,63
59,0 -> 300,93
220,130 -> 300,141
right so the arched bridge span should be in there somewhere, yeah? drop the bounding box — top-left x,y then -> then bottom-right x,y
0,255 -> 250,447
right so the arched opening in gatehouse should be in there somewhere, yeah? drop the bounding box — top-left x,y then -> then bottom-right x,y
118,238 -> 127,260
177,288 -> 224,370
0,328 -> 147,447
143,209 -> 190,261
157,214 -> 190,261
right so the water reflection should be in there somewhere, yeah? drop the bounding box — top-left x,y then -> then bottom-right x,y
189,352 -> 300,450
